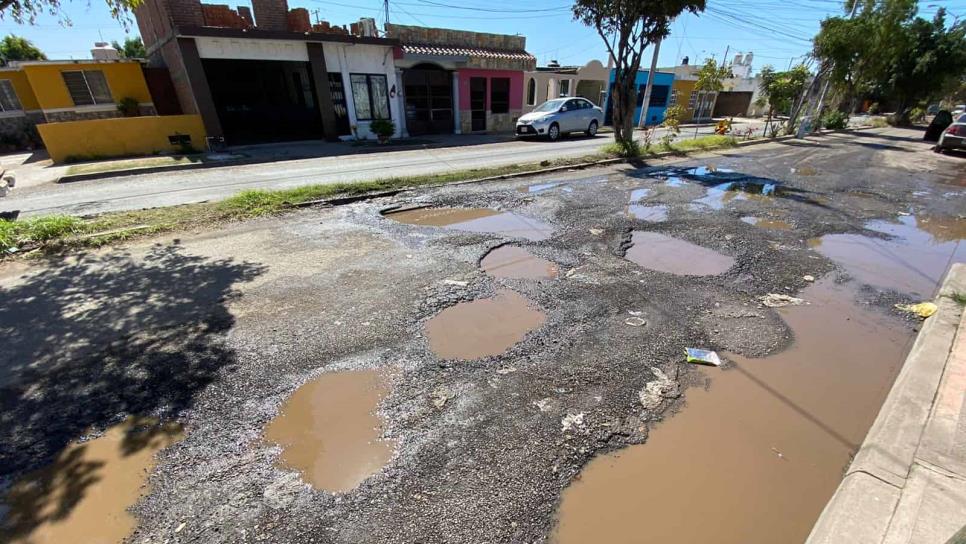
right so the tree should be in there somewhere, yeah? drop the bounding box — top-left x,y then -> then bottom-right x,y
0,34 -> 45,64
111,36 -> 146,58
693,58 -> 730,121
1,0 -> 141,25
757,64 -> 810,136
573,0 -> 705,146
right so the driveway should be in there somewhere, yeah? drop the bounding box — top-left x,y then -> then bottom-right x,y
1,127 -> 961,544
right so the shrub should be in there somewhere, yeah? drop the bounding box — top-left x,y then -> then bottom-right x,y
369,119 -> 395,142
601,139 -> 641,158
821,110 -> 848,130
117,97 -> 140,117
868,102 -> 880,115
908,107 -> 926,123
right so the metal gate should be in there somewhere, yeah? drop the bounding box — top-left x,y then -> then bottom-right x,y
402,66 -> 454,135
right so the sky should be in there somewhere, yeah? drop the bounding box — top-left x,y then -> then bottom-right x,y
0,0 -> 962,75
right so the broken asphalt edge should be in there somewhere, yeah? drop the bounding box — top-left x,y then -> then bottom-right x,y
54,126 -> 878,185
805,263 -> 966,544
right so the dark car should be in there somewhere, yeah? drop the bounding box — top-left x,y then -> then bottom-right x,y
924,110 -> 953,142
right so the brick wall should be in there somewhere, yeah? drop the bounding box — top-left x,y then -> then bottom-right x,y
252,0 -> 288,31
202,4 -> 248,29
287,7 -> 311,32
135,0 -> 203,52
167,0 -> 205,28
386,24 -> 527,51
237,6 -> 254,27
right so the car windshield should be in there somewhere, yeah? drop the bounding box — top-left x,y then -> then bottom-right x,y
533,99 -> 567,113
957,114 -> 966,123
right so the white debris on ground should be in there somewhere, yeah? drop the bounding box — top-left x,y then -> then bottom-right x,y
639,367 -> 677,410
561,412 -> 585,432
759,293 -> 806,308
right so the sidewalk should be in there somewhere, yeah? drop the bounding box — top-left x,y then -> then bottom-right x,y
807,263 -> 966,544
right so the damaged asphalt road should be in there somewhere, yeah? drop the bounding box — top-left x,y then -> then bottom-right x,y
1,127 -> 964,543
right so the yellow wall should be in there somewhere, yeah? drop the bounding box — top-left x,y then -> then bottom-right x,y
670,79 -> 697,120
23,62 -> 151,110
0,70 -> 40,110
38,115 -> 206,163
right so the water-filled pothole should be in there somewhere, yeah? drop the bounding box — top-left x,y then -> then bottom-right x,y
264,370 -> 396,493
384,207 -> 553,241
624,231 -> 735,276
741,216 -> 792,230
553,279 -> 913,544
2,417 -> 183,544
481,246 -> 558,280
628,204 -> 668,222
809,215 -> 966,297
424,288 -> 546,360
518,182 -> 560,193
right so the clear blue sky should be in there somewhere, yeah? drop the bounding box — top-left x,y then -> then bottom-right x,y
0,0 -> 961,75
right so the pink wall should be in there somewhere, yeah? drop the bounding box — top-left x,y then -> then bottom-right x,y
456,69 -> 524,111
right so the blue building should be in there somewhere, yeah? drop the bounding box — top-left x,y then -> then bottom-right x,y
604,69 -> 676,126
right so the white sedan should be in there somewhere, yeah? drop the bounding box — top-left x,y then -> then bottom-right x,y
516,98 -> 604,142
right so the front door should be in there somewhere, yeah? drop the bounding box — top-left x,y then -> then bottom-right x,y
470,77 -> 487,132
403,66 -> 454,135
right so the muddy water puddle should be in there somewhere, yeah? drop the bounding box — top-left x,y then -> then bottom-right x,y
811,215 -> 966,297
480,246 -> 558,280
2,417 -> 183,544
384,207 -> 552,241
424,288 -> 545,360
625,231 -> 735,275
264,369 -> 395,493
742,215 -> 792,230
554,279 -> 913,544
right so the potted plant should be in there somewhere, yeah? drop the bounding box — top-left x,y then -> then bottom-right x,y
369,118 -> 395,144
117,97 -> 140,117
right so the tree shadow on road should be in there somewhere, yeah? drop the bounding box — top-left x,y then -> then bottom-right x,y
0,244 -> 265,506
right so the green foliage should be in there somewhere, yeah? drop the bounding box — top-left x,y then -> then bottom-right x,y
3,0 -> 142,25
669,135 -> 737,152
758,64 -> 810,116
0,34 -> 45,63
0,216 -> 84,252
908,107 -> 925,123
662,104 -> 685,133
601,139 -> 642,157
868,102 -> 880,114
813,0 -> 966,120
870,117 -> 889,128
820,110 -> 849,130
694,58 -> 731,92
111,37 -> 146,58
117,96 -> 140,116
572,0 -> 706,143
369,118 -> 395,140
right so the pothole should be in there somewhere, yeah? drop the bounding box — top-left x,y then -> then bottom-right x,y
628,204 -> 668,222
480,246 -> 558,280
424,288 -> 546,360
2,417 -> 183,544
264,370 -> 396,494
518,182 -> 560,193
741,216 -> 792,230
384,207 -> 553,241
624,231 -> 735,276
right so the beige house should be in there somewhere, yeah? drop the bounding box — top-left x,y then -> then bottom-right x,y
522,59 -> 610,114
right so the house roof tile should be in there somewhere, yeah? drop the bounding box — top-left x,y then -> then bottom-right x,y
401,44 -> 535,60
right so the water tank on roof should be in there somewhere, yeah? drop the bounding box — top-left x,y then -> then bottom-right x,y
91,41 -> 120,60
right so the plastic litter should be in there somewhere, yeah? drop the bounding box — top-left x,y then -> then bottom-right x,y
685,348 -> 722,367
894,302 -> 937,318
624,317 -> 647,327
759,293 -> 805,308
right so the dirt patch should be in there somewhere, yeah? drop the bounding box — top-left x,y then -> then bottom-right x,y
624,231 -> 736,276
742,216 -> 792,230
384,207 -> 553,241
264,369 -> 395,494
1,417 -> 183,544
553,279 -> 913,544
480,245 -> 558,280
424,288 -> 546,360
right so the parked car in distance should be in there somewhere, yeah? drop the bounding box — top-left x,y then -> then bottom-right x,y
956,113 -> 966,124
516,97 -> 603,142
924,110 -> 953,142
935,121 -> 966,153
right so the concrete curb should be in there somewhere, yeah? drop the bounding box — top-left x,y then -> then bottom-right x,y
806,263 -> 966,544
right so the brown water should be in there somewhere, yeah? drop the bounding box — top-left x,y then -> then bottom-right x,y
384,207 -> 553,241
810,215 -> 966,298
424,288 -> 546,360
624,231 -> 736,276
742,216 -> 792,230
264,370 -> 395,494
553,280 -> 913,544
480,246 -> 558,280
2,417 -> 183,544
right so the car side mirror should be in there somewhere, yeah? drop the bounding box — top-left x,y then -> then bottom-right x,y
560,106 -> 568,112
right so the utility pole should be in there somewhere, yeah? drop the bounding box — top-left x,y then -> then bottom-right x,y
384,0 -> 390,25
637,37 -> 662,128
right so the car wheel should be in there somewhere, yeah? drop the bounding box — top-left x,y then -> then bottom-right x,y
548,123 -> 560,142
586,120 -> 598,137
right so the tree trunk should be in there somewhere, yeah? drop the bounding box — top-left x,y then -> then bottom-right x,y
612,72 -> 636,145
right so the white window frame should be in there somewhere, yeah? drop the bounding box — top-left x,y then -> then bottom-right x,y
62,70 -> 113,107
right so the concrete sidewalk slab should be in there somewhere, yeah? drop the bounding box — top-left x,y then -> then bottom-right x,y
807,263 -> 966,544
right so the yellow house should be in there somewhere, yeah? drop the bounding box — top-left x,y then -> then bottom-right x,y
0,58 -> 207,162
668,79 -> 698,121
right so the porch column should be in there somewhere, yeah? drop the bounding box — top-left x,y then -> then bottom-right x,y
177,37 -> 223,143
395,67 -> 409,138
452,72 -> 461,134
306,42 -> 339,142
